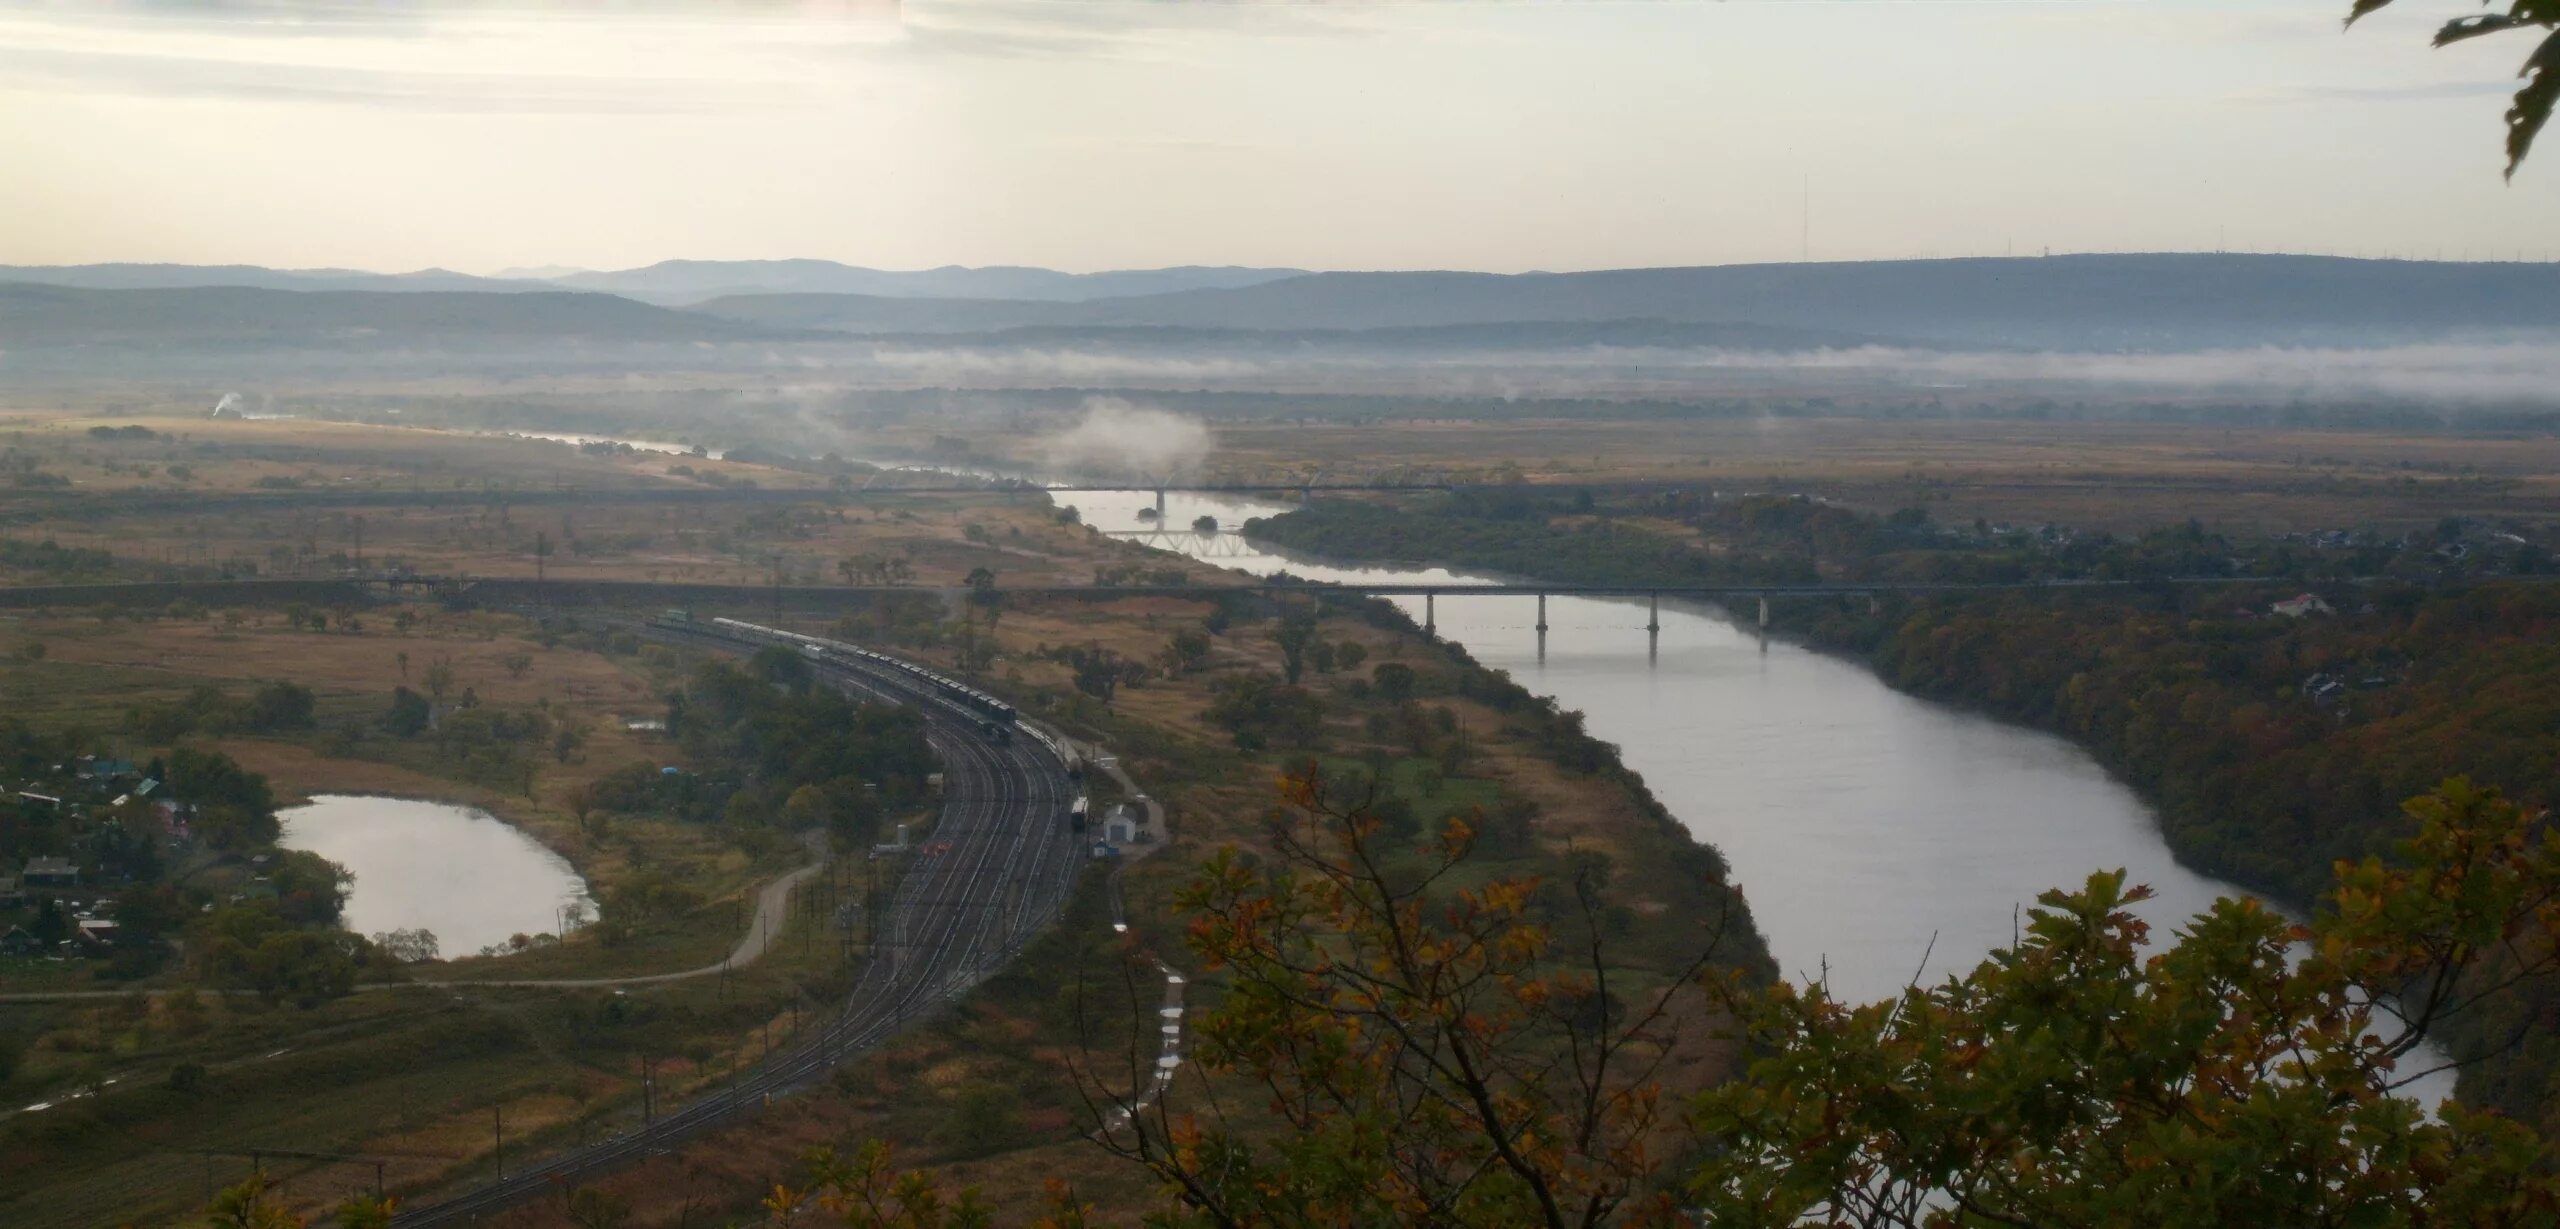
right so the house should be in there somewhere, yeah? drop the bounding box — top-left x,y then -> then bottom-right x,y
2301,673 -> 2349,710
75,918 -> 120,948
0,875 -> 20,907
2271,593 -> 2334,618
78,757 -> 135,781
22,857 -> 78,887
1103,803 -> 1142,846
0,926 -> 37,957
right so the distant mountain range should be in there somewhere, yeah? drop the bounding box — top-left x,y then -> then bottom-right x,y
0,283 -> 764,345
543,260 -> 1307,305
693,254 -> 2560,349
0,263 -> 531,295
0,260 -> 1307,306
2,254 -> 2555,354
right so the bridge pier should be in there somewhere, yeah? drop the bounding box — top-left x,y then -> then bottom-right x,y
1535,593 -> 1547,661
1424,592 -> 1436,637
1153,488 -> 1166,520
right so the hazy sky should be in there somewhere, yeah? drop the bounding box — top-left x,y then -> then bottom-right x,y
0,0 -> 2550,274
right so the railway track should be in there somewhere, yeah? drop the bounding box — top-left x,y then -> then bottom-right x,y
393,621 -> 1082,1225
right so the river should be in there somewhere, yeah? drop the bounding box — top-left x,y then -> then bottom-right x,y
564,440 -> 2449,1099
277,795 -> 592,959
1073,490 -> 2251,997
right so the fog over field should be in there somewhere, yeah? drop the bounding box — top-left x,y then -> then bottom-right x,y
1,254 -> 2555,417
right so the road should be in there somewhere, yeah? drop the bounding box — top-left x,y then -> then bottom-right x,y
391,622 -> 1083,1226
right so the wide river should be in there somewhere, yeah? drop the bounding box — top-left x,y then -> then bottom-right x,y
1061,492 -> 2344,992
404,431 -> 2452,1096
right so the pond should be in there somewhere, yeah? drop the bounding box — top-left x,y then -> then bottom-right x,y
276,795 -> 592,959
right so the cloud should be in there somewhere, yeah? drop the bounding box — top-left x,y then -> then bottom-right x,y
2283,80 -> 2519,103
0,43 -> 796,112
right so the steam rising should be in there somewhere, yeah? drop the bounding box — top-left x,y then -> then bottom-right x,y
211,392 -> 241,415
1038,398 -> 1213,480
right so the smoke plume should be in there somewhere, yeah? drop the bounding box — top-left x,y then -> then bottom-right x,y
1037,397 -> 1214,481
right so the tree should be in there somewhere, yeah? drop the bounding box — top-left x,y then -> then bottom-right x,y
203,1173 -> 393,1229
422,657 -> 456,708
1372,660 -> 1417,703
371,928 -> 440,963
501,653 -> 534,680
242,681 -> 316,733
1273,609 -> 1319,684
1165,628 -> 1213,677
206,1173 -> 306,1229
1193,514 -> 1220,533
783,784 -> 832,830
1334,641 -> 1368,673
2350,0 -> 2560,175
381,686 -> 430,737
1094,763 -> 1727,1227
1688,778 -> 2560,1226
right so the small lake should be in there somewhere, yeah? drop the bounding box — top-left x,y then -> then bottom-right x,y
277,795 -> 592,959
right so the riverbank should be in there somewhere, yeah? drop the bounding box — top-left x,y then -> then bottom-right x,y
1242,499 -> 2518,1105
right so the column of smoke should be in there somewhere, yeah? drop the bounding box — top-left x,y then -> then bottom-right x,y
1039,398 -> 1213,482
211,392 -> 241,416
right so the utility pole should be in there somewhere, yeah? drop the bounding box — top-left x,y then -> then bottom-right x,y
492,1105 -> 504,1179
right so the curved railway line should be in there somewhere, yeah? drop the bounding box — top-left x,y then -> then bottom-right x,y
393,619 -> 1083,1226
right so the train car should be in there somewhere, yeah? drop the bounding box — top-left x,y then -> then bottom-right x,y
1067,795 -> 1089,833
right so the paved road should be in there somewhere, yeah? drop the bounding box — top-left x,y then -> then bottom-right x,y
391,620 -> 1082,1226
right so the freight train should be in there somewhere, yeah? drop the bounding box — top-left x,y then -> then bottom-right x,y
685,616 -> 1019,737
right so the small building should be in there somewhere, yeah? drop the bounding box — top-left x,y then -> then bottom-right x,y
2271,593 -> 2334,619
0,875 -> 19,907
1103,802 -> 1143,846
0,926 -> 38,957
21,857 -> 78,888
75,918 -> 120,948
2301,673 -> 2349,710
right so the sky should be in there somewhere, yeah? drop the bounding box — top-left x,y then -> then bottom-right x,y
0,0 -> 2551,275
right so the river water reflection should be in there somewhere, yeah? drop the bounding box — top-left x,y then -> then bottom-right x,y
1072,490 -> 2287,998
277,795 -> 591,958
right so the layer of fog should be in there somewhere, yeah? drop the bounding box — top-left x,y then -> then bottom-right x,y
856,337 -> 2560,406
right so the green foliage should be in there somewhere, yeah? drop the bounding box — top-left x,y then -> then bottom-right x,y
191,896 -> 373,1006
1105,766 -> 1726,1227
241,681 -> 316,733
667,657 -> 930,839
1690,779 -> 2560,1225
1369,660 -> 1416,703
1203,671 -> 1326,751
170,747 -> 280,849
2350,0 -> 2560,176
380,686 -> 430,737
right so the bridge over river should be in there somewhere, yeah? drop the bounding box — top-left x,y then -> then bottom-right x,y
0,571 -> 2383,643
